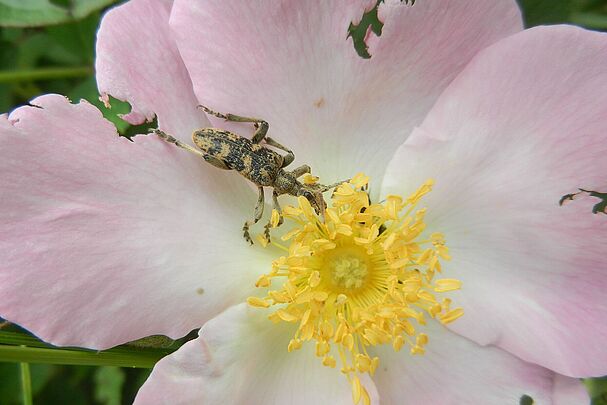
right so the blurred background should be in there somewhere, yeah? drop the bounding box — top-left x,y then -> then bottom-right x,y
1,0 -> 606,404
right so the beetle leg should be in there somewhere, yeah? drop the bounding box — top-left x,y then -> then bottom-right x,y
198,105 -> 261,122
197,105 -> 269,144
263,136 -> 295,168
319,181 -> 346,192
243,187 -> 265,245
202,154 -> 230,170
317,179 -> 350,193
153,129 -> 204,156
152,129 -> 230,170
263,190 -> 283,243
250,121 -> 269,144
290,165 -> 311,178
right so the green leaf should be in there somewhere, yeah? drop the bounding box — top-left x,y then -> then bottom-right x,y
46,13 -> 100,64
15,32 -> 81,67
70,0 -> 116,20
94,367 -> 125,405
0,0 -> 116,28
0,1 -> 69,27
348,5 -> 383,59
126,335 -> 177,349
571,12 -> 607,29
587,377 -> 607,405
517,0 -> 572,26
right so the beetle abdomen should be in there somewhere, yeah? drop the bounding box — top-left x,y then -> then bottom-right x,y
192,128 -> 282,186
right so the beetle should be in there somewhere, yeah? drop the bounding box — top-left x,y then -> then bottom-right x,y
152,105 -> 346,244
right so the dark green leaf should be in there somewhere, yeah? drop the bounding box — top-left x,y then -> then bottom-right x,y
46,13 -> 100,64
16,32 -> 81,67
517,0 -> 572,26
0,363 -> 21,404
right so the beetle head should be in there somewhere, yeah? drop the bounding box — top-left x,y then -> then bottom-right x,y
298,187 -> 327,215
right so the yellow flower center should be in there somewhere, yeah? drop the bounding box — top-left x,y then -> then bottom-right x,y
326,248 -> 369,290
247,174 -> 463,404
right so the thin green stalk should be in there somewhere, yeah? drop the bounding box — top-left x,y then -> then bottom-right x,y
0,331 -> 174,368
20,362 -> 33,405
0,66 -> 92,83
0,345 -> 161,368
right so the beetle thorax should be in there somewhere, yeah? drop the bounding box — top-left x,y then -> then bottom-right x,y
274,169 -> 300,196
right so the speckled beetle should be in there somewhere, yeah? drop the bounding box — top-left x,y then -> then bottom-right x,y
152,105 -> 346,244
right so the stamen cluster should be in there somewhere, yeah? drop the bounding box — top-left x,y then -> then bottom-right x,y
248,174 -> 463,404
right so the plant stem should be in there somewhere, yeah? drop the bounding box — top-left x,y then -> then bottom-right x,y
20,361 -> 33,405
0,331 -> 173,368
0,345 -> 161,368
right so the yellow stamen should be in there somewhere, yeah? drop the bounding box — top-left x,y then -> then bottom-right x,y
303,173 -> 320,185
270,209 -> 281,228
246,296 -> 270,308
256,233 -> 269,247
352,375 -> 362,404
434,279 -> 463,292
247,175 -> 463,403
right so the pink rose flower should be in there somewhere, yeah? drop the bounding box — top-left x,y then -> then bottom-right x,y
1,0 -> 605,403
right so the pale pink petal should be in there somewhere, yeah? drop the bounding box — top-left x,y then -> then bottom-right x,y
372,321 -> 553,404
169,0 -> 522,196
0,94 -> 271,350
96,0 -> 207,140
381,26 -> 607,376
553,375 -> 589,405
135,304 -> 379,405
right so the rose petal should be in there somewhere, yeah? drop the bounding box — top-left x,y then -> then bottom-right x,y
169,0 -> 522,196
372,321 -> 553,404
553,375 -> 589,405
135,304 -> 379,404
0,94 -> 271,349
381,26 -> 607,376
96,0 -> 207,140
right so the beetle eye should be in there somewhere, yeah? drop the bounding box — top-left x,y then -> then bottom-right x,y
305,191 -> 325,214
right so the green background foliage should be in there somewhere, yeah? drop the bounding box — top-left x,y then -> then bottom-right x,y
0,1 -> 606,404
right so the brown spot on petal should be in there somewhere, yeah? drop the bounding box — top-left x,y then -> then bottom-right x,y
314,97 -> 325,108
196,288 -> 205,295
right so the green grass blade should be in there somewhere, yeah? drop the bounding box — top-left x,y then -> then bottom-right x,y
0,345 -> 164,368
0,331 -> 175,368
0,66 -> 92,83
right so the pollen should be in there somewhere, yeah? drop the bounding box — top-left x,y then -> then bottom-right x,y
248,175 -> 463,404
